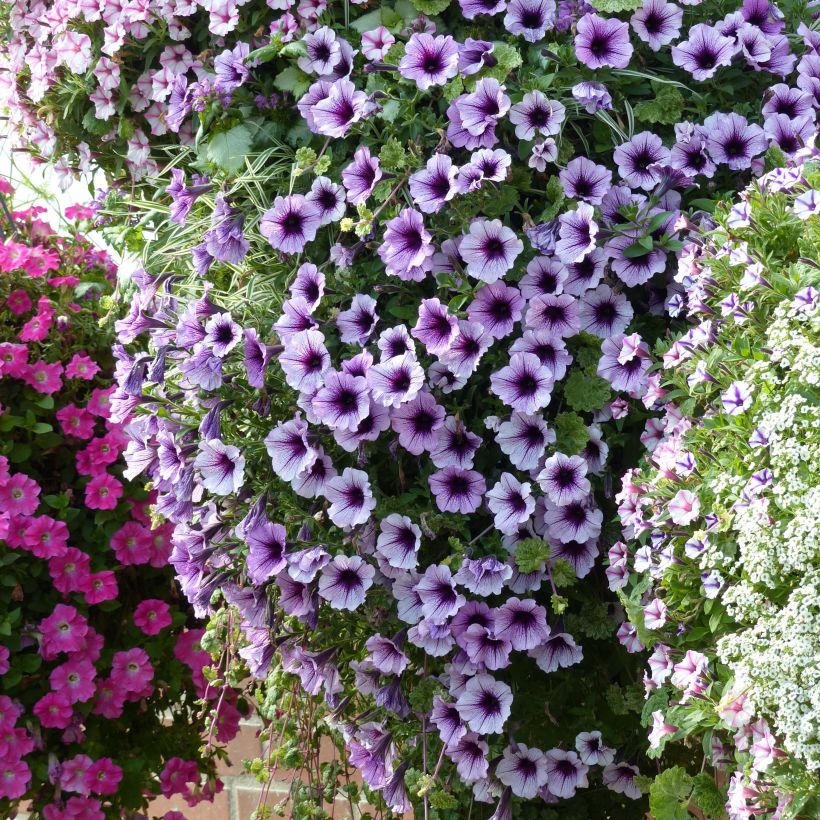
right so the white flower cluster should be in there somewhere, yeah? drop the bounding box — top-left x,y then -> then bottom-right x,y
717,570 -> 820,770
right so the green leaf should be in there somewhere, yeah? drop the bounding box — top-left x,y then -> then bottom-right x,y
649,767 -> 693,820
563,370 -> 612,413
634,84 -> 684,126
553,412 -> 590,455
410,0 -> 451,13
691,774 -> 726,819
207,125 -> 253,175
35,395 -> 54,410
273,66 -> 311,98
515,538 -> 551,573
32,422 -> 53,434
591,0 -> 642,11
623,240 -> 654,259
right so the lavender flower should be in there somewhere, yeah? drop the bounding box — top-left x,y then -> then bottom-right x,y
509,91 -> 565,140
260,195 -> 321,254
342,147 -> 383,205
556,203 -> 598,264
497,744 -> 548,798
455,673 -> 513,734
246,520 -> 288,585
574,13 -> 634,69
571,81 -> 612,113
504,0 -> 557,42
559,157 -> 612,205
613,131 -> 670,191
306,176 -> 346,225
194,439 -> 245,495
496,412 -> 553,470
467,282 -> 525,340
416,564 -> 466,623
412,298 -> 459,355
264,415 -> 318,482
318,554 -> 375,610
391,391 -> 446,455
494,597 -> 549,650
337,294 -> 378,345
630,0 -> 683,51
460,219 -> 524,283
537,453 -> 590,506
409,153 -> 458,214
376,514 -> 421,570
279,329 -> 331,392
671,24 -> 737,81
704,112 -> 767,170
544,749 -> 589,798
399,33 -> 459,90
428,467 -> 487,513
378,208 -> 435,281
487,473 -> 536,534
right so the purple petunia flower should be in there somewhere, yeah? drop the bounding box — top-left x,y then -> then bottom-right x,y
408,617 -> 455,656
337,294 -> 378,345
202,311 -> 242,359
318,554 -> 375,610
416,564 -> 466,624
456,673 -> 513,735
409,153 -> 458,214
454,556 -> 513,596
764,113 -> 815,156
462,623 -> 512,669
704,112 -> 768,170
279,329 -> 330,392
432,695 -> 468,747
214,42 -> 251,92
412,298 -> 459,355
310,78 -> 368,138
491,353 -> 554,413
306,176 -> 346,226
496,411 -> 553,470
631,0 -> 683,51
494,597 -> 550,650
519,257 -> 566,300
525,293 -> 580,338
447,731 -> 490,783
559,157 -> 613,205
504,0 -> 557,42
459,38 -> 496,75
244,328 -> 273,388
544,749 -> 589,798
429,415 -> 483,469
721,380 -> 753,415
543,497 -> 603,544
400,33 -> 459,90
441,320 -> 493,377
671,24 -> 737,80
365,634 -> 409,676
299,26 -> 341,75
179,346 -> 222,390
264,415 -> 318,482
245,519 -> 288,585
460,0 -> 507,19
602,762 -> 642,800
578,284 -> 633,338
391,391 -> 446,455
575,13 -> 634,69
376,514 -> 421,570
206,195 -> 250,264
537,453 -> 590,506
597,334 -> 651,393
529,632 -> 583,673
311,371 -> 370,431
487,473 -> 536,534
342,147 -> 383,205
260,195 -> 321,255
194,439 -> 245,495
467,282 -> 525,340
367,354 -> 425,408
325,468 -> 376,529
460,219 -> 524,283
497,744 -> 548,798
556,202 -> 598,264
287,546 -> 331,584
669,127 -> 716,178
551,537 -> 599,578
613,131 -> 670,191
511,330 -> 573,381
571,81 -> 612,113
428,467 -> 487,514
762,84 -> 815,122
607,234 -> 667,287
509,91 -> 565,140
378,208 -> 435,281
457,77 -> 511,139
273,298 -> 318,343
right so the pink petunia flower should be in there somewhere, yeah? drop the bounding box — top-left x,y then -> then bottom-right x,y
56,404 -> 97,439
65,353 -> 100,380
81,571 -> 118,604
33,691 -> 74,729
84,473 -> 124,510
22,360 -> 63,394
133,599 -> 173,635
0,473 -> 41,516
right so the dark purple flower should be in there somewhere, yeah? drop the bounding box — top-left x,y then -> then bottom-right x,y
260,195 -> 321,254
497,744 -> 548,798
461,219 -> 524,283
429,415 -> 483,469
311,78 -> 368,138
537,453 -> 590,506
571,81 -> 612,113
525,293 -> 580,338
630,0 -> 683,51
245,519 -> 288,584
428,467 -> 487,513
671,24 -> 737,80
509,91 -> 565,140
391,390 -> 446,455
412,298 -> 459,355
337,294 -> 378,345
306,176 -> 346,226
575,13 -> 633,69
409,153 -> 458,214
487,473 -> 536,534
528,632 -> 583,672
416,564 -> 466,623
264,415 -> 318,481
378,208 -> 434,281
376,514 -> 421,570
504,0 -> 557,42
312,370 -> 370,432
447,732 -> 490,783
559,157 -> 612,205
741,0 -> 784,37
556,202 -> 598,263
613,131 -> 670,191
342,147 -> 383,205
441,319 -> 492,377
704,112 -> 768,170
496,411 -> 553,470
458,38 -> 496,74
491,353 -> 554,413
467,281 -> 525,340
578,284 -> 633,338
399,33 -> 459,90
325,469 -> 376,529
456,673 -> 513,735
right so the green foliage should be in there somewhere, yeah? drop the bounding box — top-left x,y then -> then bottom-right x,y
648,767 -> 693,820
553,412 -> 590,454
515,537 -> 551,572
634,84 -> 685,126
207,125 -> 253,174
563,370 -> 612,413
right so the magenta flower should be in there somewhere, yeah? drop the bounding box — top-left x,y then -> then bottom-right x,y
575,13 -> 634,69
133,599 -> 173,636
84,473 -> 123,510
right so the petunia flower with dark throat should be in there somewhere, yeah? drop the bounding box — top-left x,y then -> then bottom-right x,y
671,23 -> 737,81
399,32 -> 459,90
491,353 -> 554,413
318,554 -> 375,610
260,194 -> 321,255
575,13 -> 634,69
324,469 -> 377,529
